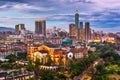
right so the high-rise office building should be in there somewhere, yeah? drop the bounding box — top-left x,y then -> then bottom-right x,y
78,22 -> 84,40
75,10 -> 79,28
80,22 -> 83,28
35,20 -> 46,36
15,24 -> 25,31
78,28 -> 85,41
69,24 -> 77,38
85,22 -> 90,42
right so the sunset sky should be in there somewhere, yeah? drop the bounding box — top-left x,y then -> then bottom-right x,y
0,0 -> 120,32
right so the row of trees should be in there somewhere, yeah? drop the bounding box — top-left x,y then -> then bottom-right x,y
5,52 -> 27,62
67,53 -> 99,78
92,43 -> 120,80
0,52 -> 27,69
27,57 -> 67,80
71,43 -> 120,80
0,62 -> 24,69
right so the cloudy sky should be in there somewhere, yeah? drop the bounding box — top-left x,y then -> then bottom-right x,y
0,0 -> 120,32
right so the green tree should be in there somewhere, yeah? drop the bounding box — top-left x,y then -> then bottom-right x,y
66,59 -> 74,72
34,57 -> 41,80
59,59 -> 66,72
12,63 -> 24,69
5,54 -> 17,62
0,62 -> 13,69
93,75 -> 109,80
17,52 -> 27,60
56,72 -> 67,80
45,55 -> 53,66
27,58 -> 34,71
40,70 -> 54,80
70,69 -> 80,78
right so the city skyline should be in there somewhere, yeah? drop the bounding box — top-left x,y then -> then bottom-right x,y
0,0 -> 120,32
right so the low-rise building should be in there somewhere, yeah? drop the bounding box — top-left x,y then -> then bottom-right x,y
70,47 -> 88,60
29,45 -> 88,66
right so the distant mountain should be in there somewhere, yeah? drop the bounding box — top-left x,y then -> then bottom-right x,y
0,27 -> 14,32
116,32 -> 120,34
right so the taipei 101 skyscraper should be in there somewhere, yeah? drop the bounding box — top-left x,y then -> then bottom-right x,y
75,10 -> 79,28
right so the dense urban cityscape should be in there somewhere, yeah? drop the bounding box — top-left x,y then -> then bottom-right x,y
0,0 -> 120,80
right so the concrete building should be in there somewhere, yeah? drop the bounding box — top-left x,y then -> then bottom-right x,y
70,47 -> 88,60
78,28 -> 85,41
80,22 -> 83,28
85,22 -> 91,43
15,24 -> 25,32
69,24 -> 77,38
35,20 -> 46,37
6,35 -> 25,44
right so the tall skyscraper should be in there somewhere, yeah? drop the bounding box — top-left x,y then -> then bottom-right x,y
85,22 -> 90,42
69,24 -> 77,38
80,22 -> 83,28
75,10 -> 79,28
35,20 -> 46,36
78,22 -> 83,40
78,28 -> 85,41
15,24 -> 25,31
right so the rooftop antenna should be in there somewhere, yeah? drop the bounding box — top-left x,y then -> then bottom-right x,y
75,7 -> 79,13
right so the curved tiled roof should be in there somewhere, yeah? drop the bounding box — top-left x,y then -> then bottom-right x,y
70,47 -> 88,55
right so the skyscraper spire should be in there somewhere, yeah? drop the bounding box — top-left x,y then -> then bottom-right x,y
75,10 -> 79,28
76,10 -> 78,14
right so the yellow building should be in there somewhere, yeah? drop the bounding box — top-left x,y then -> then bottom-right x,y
106,38 -> 115,44
94,39 -> 101,43
29,45 -> 67,66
